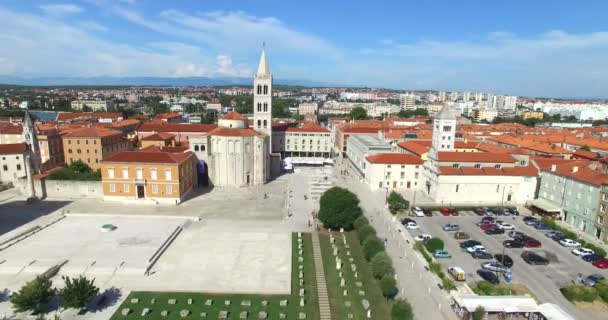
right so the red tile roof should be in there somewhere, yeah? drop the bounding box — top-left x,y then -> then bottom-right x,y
138,123 -> 217,133
439,165 -> 538,177
140,145 -> 189,153
0,124 -> 23,134
154,112 -> 182,120
438,152 -> 515,163
141,132 -> 175,141
366,153 -> 424,165
545,163 -> 608,186
396,141 -> 431,156
103,149 -> 193,164
62,126 -> 122,138
0,143 -> 27,155
209,127 -> 262,137
220,112 -> 247,121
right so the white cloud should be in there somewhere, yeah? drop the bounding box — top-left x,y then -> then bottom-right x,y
79,21 -> 108,32
174,64 -> 207,77
39,4 -> 83,16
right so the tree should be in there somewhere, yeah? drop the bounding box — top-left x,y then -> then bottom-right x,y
60,276 -> 99,311
81,104 -> 92,112
353,216 -> 369,230
473,306 -> 486,320
362,236 -> 384,261
150,102 -> 169,115
424,238 -> 445,253
391,299 -> 413,320
580,145 -> 592,152
68,160 -> 93,174
357,224 -> 376,244
349,106 -> 368,120
387,191 -> 409,214
11,276 -> 55,314
371,252 -> 394,279
318,187 -> 362,230
379,275 -> 398,299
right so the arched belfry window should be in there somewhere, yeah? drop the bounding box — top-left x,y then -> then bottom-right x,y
257,120 -> 261,128
263,102 -> 268,112
263,85 -> 268,95
263,120 -> 267,128
257,85 -> 262,95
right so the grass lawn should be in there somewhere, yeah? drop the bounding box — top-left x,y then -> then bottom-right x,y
111,233 -> 319,320
319,230 -> 391,320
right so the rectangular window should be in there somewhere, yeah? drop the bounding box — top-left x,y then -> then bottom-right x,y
124,184 -> 130,193
136,168 -> 143,179
151,169 -> 158,180
494,165 -> 501,169
3,165 -> 7,171
452,163 -> 459,168
122,168 -> 128,179
474,164 -> 481,169
109,183 -> 116,192
496,185 -> 500,192
456,184 -> 459,192
152,184 -> 158,194
166,185 -> 173,194
108,168 -> 115,178
16,164 -> 21,170
400,172 -> 404,179
165,169 -> 172,180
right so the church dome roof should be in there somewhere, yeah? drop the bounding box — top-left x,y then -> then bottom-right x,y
220,112 -> 248,121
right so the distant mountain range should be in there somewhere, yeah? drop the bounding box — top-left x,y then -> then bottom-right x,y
0,75 -> 352,88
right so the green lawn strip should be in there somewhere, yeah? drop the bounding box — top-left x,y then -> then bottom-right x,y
111,232 -> 319,320
319,230 -> 391,320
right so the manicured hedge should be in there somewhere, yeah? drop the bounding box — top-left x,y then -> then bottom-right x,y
542,218 -> 607,257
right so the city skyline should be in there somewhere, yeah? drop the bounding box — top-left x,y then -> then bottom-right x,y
0,1 -> 607,98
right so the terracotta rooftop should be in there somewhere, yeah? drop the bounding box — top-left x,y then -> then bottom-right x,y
438,152 -> 515,163
541,162 -> 608,186
0,124 -> 23,134
0,143 -> 27,155
138,123 -> 217,133
366,153 -> 424,165
397,141 -> 431,156
154,112 -> 182,120
141,132 -> 176,141
220,112 -> 248,121
140,145 -> 189,153
209,127 -> 262,137
62,126 -> 122,138
103,149 -> 193,164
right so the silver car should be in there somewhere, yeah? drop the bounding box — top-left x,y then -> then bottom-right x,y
443,223 -> 460,232
481,262 -> 511,274
582,274 -> 605,286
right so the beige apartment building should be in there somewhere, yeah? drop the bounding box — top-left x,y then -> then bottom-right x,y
62,127 -> 131,170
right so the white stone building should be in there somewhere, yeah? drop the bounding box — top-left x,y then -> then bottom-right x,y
364,153 -> 424,190
0,143 -> 27,182
347,134 -> 393,178
70,99 -> 115,111
298,102 -> 318,116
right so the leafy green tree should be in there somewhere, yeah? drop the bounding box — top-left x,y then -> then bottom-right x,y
318,187 -> 362,230
349,106 -> 368,120
424,238 -> 445,253
150,102 -> 169,115
387,191 -> 409,214
353,216 -> 369,230
362,236 -> 384,261
11,276 -> 55,314
60,276 -> 99,311
391,299 -> 413,320
357,224 -> 376,244
473,306 -> 486,320
379,275 -> 398,299
68,160 -> 92,174
580,145 -> 592,152
371,252 -> 394,279
81,104 -> 92,112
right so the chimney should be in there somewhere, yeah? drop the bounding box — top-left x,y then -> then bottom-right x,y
572,166 -> 579,173
550,164 -> 557,172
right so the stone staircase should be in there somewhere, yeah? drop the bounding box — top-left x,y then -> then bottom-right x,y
312,232 -> 332,320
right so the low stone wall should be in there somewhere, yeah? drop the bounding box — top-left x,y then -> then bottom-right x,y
13,178 -> 102,199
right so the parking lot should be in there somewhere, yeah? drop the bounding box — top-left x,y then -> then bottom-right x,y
405,207 -> 608,320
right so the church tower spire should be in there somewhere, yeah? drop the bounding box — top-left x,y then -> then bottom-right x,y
22,110 -> 41,173
253,45 -> 273,147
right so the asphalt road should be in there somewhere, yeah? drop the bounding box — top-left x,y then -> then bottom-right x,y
408,210 -> 608,320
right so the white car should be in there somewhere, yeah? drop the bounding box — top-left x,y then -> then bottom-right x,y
466,245 -> 486,253
414,234 -> 431,242
412,206 -> 425,217
573,248 -> 594,257
498,223 -> 515,230
405,222 -> 420,230
560,239 -> 581,247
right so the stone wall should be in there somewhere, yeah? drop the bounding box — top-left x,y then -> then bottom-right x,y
13,178 -> 102,199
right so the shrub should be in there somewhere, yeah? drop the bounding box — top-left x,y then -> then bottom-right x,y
353,216 -> 369,230
429,262 -> 442,274
424,238 -> 444,253
391,299 -> 413,320
318,187 -> 362,230
379,275 -> 398,299
357,225 -> 377,244
596,282 -> 608,303
371,252 -> 394,279
363,236 -> 385,261
47,160 -> 101,181
474,281 -> 495,296
442,278 -> 456,291
387,191 -> 409,214
473,306 -> 485,320
560,285 -> 598,302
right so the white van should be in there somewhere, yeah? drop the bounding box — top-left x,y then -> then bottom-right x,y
448,266 -> 466,281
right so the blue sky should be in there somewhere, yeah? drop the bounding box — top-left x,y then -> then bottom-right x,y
0,1 -> 607,98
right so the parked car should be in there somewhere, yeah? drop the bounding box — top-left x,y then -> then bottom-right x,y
443,223 -> 460,232
473,208 -> 486,216
482,262 -> 511,273
439,208 -> 451,216
503,240 -> 524,248
485,227 -> 505,235
405,222 -> 420,230
471,251 -> 493,259
498,223 -> 515,230
582,274 -> 605,286
507,207 -> 520,216
533,222 -> 551,230
508,231 -> 526,239
490,208 -> 504,216
494,254 -> 514,268
593,258 -> 608,269
480,223 -> 498,231
523,217 -> 539,225
582,254 -> 603,263
477,269 -> 500,284
467,245 -> 486,253
414,234 -> 432,242
523,239 -> 542,248
401,218 -> 415,225
423,209 -> 433,217
521,251 -> 550,265
412,206 -> 425,217
559,238 -> 581,247
460,240 -> 482,249
454,232 -> 470,240
572,248 -> 594,257
448,266 -> 466,281
545,231 -> 565,241
481,216 -> 495,223
449,208 -> 459,216
434,250 -> 452,259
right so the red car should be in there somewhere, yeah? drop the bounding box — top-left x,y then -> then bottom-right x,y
449,209 -> 459,216
480,223 -> 498,231
593,258 -> 608,269
523,239 -> 542,248
482,216 -> 495,222
440,208 -> 451,216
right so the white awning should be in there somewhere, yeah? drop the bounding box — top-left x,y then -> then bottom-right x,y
537,303 -> 576,320
528,198 -> 562,213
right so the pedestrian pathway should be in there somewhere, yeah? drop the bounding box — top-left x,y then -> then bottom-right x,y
312,231 -> 332,320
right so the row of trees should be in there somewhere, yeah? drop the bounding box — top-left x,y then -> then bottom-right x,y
47,160 -> 101,181
11,275 -> 98,315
